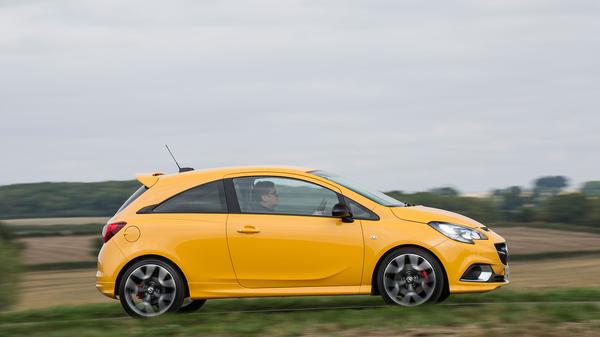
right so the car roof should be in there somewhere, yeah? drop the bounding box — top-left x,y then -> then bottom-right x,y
180,165 -> 314,176
138,165 -> 316,186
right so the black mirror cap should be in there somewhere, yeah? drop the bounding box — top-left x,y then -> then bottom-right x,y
332,203 -> 354,223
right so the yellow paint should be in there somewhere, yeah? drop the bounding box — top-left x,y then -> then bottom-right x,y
135,173 -> 163,188
97,166 -> 508,299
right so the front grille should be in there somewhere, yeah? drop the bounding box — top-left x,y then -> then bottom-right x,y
495,243 -> 508,265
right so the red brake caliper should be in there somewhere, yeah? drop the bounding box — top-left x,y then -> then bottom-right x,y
136,284 -> 144,299
420,270 -> 428,280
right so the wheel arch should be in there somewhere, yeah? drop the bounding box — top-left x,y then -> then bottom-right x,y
114,254 -> 190,297
370,244 -> 449,296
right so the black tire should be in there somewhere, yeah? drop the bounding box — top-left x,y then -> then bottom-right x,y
376,247 -> 445,306
437,285 -> 450,303
177,299 -> 207,313
118,259 -> 186,318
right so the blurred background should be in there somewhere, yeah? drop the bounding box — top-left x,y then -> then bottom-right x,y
1,0 -> 600,336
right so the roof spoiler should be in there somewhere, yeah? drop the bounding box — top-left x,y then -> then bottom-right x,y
136,172 -> 164,188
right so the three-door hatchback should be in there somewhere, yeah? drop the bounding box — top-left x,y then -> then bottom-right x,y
97,166 -> 508,318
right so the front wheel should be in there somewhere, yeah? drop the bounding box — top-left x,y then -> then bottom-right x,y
377,247 -> 445,306
118,259 -> 186,318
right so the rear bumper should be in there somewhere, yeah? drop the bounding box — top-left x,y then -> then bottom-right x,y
96,281 -> 116,298
95,241 -> 124,299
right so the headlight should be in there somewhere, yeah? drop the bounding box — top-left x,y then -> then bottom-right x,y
428,222 -> 488,244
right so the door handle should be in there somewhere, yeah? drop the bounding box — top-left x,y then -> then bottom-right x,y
237,226 -> 260,234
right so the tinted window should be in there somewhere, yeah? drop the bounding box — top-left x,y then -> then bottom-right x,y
116,186 -> 147,214
345,198 -> 378,220
153,180 -> 227,213
233,176 -> 339,217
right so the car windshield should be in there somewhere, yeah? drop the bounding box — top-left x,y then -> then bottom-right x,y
310,170 -> 405,207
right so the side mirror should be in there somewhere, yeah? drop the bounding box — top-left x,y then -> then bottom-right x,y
332,203 -> 354,223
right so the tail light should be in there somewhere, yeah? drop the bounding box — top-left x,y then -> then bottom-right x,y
102,221 -> 127,243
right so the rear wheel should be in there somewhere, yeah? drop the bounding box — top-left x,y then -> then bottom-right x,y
118,259 -> 185,318
177,298 -> 207,313
377,247 -> 445,306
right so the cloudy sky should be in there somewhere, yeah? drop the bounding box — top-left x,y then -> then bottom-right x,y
1,0 -> 599,193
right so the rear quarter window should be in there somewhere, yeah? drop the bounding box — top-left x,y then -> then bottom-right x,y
152,180 -> 227,213
116,186 -> 148,214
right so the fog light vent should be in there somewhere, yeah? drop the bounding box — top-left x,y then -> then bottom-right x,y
461,264 -> 493,282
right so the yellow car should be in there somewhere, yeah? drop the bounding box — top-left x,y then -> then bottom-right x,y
97,166 -> 508,318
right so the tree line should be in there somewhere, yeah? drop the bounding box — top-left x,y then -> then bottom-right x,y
387,176 -> 600,227
0,177 -> 599,228
0,180 -> 140,219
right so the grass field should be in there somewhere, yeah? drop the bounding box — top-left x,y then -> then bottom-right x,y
19,235 -> 98,265
3,289 -> 600,337
10,223 -> 600,310
8,218 -> 600,315
491,221 -> 600,234
5,218 -> 600,336
493,226 -> 600,254
17,269 -> 112,311
14,254 -> 600,310
9,223 -> 102,238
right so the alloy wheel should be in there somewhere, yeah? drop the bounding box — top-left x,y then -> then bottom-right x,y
123,264 -> 178,317
382,253 -> 436,306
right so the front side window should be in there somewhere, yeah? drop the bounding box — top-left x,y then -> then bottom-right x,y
232,176 -> 340,217
153,180 -> 227,213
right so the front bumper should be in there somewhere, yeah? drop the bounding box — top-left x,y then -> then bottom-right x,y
433,230 -> 509,294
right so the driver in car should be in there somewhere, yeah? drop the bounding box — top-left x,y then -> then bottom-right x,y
252,181 -> 279,213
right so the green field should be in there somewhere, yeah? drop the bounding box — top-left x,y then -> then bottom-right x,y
8,223 -> 102,238
2,289 -> 600,337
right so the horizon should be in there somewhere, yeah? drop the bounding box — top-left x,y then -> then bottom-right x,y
0,170 -> 593,195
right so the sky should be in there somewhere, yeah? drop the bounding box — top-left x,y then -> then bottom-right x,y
1,0 -> 599,193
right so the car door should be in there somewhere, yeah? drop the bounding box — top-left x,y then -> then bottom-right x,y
225,175 -> 364,289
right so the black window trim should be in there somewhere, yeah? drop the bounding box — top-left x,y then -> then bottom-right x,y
342,196 -> 380,221
224,178 -> 240,213
137,179 -> 228,214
